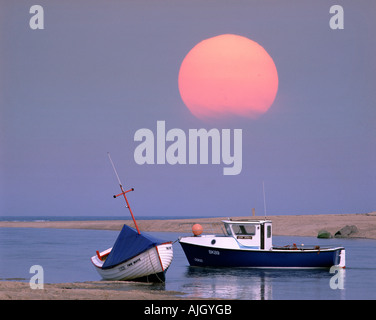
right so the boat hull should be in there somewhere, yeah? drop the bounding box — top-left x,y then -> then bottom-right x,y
179,241 -> 345,269
91,242 -> 173,282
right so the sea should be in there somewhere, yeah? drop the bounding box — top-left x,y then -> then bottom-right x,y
1,216 -> 376,300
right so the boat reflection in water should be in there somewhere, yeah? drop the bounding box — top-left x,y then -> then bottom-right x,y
182,266 -> 345,300
184,267 -> 273,300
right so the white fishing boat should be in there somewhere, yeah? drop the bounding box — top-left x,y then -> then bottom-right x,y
179,219 -> 345,269
91,225 -> 173,282
90,153 -> 173,282
180,185 -> 345,269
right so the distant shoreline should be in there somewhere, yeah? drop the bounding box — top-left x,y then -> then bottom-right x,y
1,212 -> 375,239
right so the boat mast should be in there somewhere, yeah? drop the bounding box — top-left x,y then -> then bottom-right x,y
262,181 -> 267,219
107,152 -> 141,234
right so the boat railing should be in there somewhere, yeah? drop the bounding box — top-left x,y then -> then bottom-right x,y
272,244 -> 342,251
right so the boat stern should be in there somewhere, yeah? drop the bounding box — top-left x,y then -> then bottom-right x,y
337,248 -> 346,268
156,242 -> 174,271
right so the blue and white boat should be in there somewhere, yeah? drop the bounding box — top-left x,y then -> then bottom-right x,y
179,219 -> 345,269
91,153 -> 173,282
91,224 -> 173,282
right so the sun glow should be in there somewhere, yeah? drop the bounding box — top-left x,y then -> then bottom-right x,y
178,34 -> 278,120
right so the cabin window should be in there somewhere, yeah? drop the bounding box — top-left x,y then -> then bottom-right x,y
232,224 -> 256,236
267,225 -> 272,238
225,224 -> 232,236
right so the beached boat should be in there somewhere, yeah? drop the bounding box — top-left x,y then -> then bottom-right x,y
91,224 -> 173,282
90,153 -> 173,282
179,219 -> 345,269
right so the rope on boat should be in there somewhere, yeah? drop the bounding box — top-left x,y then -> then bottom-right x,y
146,247 -> 164,283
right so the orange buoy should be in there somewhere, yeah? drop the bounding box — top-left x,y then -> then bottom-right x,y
192,224 -> 203,236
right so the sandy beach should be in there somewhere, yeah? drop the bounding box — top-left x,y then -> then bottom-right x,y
1,212 -> 375,300
0,281 -> 194,300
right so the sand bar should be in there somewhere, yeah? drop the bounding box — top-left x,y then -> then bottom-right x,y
0,281 -> 197,300
1,212 -> 376,239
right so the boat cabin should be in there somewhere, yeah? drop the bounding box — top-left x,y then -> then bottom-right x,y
222,219 -> 273,250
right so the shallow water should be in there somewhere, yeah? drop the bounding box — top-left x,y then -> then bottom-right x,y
1,228 -> 375,299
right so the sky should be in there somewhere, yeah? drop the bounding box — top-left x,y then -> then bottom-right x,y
1,0 -> 375,218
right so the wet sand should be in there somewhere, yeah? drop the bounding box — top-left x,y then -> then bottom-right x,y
1,212 -> 375,300
0,281 -> 191,300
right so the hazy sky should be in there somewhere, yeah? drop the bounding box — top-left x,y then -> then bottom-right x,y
1,1 -> 375,217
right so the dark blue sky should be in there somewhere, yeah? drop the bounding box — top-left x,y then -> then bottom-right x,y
1,1 -> 375,217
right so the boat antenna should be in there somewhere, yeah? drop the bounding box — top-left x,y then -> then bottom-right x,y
107,152 -> 140,234
262,181 -> 267,219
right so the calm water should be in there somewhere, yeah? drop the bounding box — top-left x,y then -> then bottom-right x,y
1,227 -> 375,300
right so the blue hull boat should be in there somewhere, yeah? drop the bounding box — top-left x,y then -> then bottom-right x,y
179,219 -> 345,269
